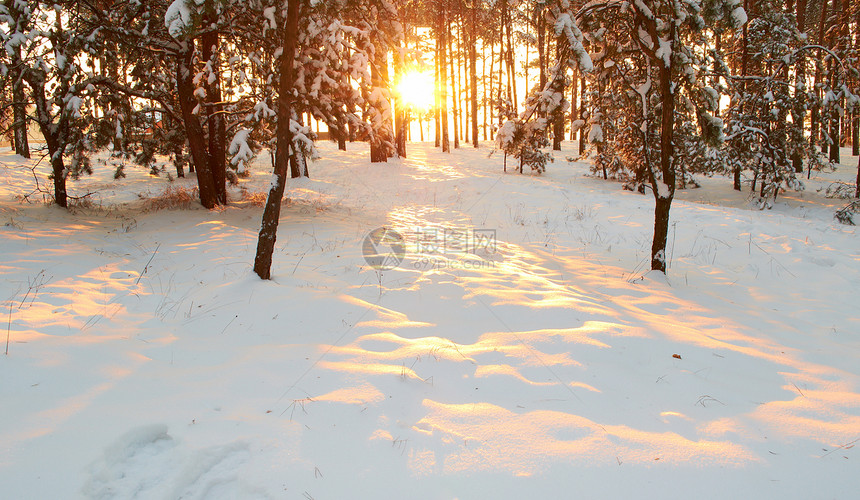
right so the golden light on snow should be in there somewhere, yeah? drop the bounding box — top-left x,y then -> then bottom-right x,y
411,399 -> 758,473
395,70 -> 435,111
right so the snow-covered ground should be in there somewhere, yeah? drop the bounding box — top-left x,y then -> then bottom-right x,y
1,142 -> 858,499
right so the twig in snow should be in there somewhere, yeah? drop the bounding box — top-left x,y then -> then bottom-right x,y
5,299 -> 12,356
695,395 -> 725,407
219,315 -> 238,335
820,437 -> 859,458
792,382 -> 805,397
291,250 -> 308,275
136,243 -> 161,284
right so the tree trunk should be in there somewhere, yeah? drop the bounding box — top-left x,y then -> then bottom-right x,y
370,44 -> 394,163
439,5 -> 450,153
6,0 -> 30,159
336,114 -> 347,150
435,41 -> 441,148
470,0 -> 479,148
570,69 -> 578,141
26,72 -> 67,207
651,25 -> 677,274
11,73 -> 30,158
537,5 -> 546,94
792,0 -> 808,173
449,18 -> 459,150
552,35 -> 565,151
811,0 -> 829,153
176,48 -> 218,209
578,77 -> 586,155
855,153 -> 860,198
734,0 -> 750,191
394,38 -> 407,158
201,22 -> 227,202
289,110 -> 306,178
254,0 -> 302,280
827,0 -> 844,164
504,4 -> 519,113
487,36 -> 495,138
853,114 -> 859,156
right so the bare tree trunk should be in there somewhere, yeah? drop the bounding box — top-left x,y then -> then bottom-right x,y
570,69 -> 578,141
855,7 -> 860,157
578,77 -> 586,155
449,18 -> 459,149
370,44 -> 394,162
827,0 -> 845,164
176,47 -> 217,209
855,154 -> 860,198
504,5 -> 517,111
26,70 -> 67,207
734,0 -> 750,191
394,38 -> 407,158
6,0 -> 30,158
811,0 -> 829,154
853,114 -> 859,156
201,21 -> 227,202
439,4 -> 450,153
552,35 -> 565,151
792,0 -> 808,173
470,0 -> 479,148
254,0 -> 302,280
536,4 -> 546,93
651,24 -> 677,274
487,35 -> 495,138
457,14 -> 465,143
11,74 -> 29,158
435,40 -> 441,148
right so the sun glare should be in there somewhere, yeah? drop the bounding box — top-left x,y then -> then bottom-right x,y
396,71 -> 435,110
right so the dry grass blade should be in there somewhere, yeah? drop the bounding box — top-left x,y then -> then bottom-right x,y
141,186 -> 198,212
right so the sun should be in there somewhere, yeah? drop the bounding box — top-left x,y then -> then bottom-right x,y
395,71 -> 435,110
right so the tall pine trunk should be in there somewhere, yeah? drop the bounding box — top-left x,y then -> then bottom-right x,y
370,44 -> 394,162
578,77 -> 586,155
6,1 -> 30,159
11,72 -> 29,158
254,0 -> 302,280
434,40 -> 441,148
570,69 -> 578,141
734,0 -> 750,191
792,0 -> 808,173
551,35 -> 565,151
201,22 -> 228,201
470,0 -> 479,147
25,71 -> 67,207
176,47 -> 218,209
651,24 -> 677,274
449,19 -> 459,149
394,38 -> 407,158
439,5 -> 450,153
810,0 -> 829,155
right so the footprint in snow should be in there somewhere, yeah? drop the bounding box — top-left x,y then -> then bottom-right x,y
83,425 -> 258,500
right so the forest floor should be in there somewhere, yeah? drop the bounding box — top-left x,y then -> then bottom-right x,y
1,142 -> 859,499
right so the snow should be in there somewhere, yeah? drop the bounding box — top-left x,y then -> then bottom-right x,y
731,6 -> 748,27
588,123 -> 603,143
1,142 -> 859,498
656,37 -> 672,68
228,129 -> 255,171
165,0 -> 193,39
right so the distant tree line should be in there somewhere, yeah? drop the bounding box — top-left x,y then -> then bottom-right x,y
0,0 -> 858,277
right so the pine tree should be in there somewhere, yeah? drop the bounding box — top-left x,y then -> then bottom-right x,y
0,1 -> 102,208
578,0 -> 744,273
254,0 -> 304,280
